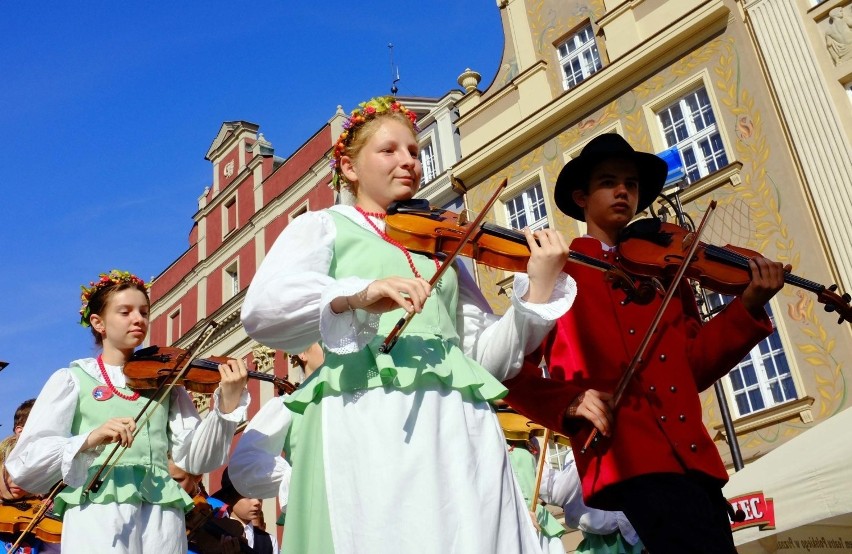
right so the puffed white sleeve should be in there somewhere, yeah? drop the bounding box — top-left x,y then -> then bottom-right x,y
168,385 -> 250,475
457,262 -> 576,381
229,396 -> 293,509
5,369 -> 101,491
554,453 -> 623,535
241,210 -> 379,355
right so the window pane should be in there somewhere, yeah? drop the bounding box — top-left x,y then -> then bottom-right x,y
748,388 -> 765,411
782,375 -> 797,399
736,393 -> 751,415
742,363 -> 757,385
730,369 -> 744,391
769,380 -> 783,403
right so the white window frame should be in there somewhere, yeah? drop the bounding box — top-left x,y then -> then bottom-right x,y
656,86 -> 729,184
167,308 -> 181,346
419,135 -> 439,185
223,196 -> 237,238
224,262 -> 239,300
557,23 -> 603,91
706,293 -> 799,418
505,181 -> 549,232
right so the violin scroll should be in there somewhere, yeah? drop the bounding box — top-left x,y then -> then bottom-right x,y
819,284 -> 852,324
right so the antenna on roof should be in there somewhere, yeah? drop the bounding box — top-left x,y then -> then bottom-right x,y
388,43 -> 400,96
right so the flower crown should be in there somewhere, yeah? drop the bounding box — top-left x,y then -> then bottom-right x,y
79,269 -> 148,327
330,96 -> 419,191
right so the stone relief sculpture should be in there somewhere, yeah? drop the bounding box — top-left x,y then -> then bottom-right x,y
825,4 -> 852,64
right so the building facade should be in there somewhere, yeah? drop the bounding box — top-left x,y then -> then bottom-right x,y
451,0 -> 852,547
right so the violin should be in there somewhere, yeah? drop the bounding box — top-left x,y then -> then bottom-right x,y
496,410 -> 545,442
0,498 -> 62,545
385,200 -> 654,304
617,220 -> 852,324
126,345 -> 297,395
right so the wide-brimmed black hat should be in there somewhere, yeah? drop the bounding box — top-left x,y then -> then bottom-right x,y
554,133 -> 668,221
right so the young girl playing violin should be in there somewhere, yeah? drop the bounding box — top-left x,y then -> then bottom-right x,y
6,270 -> 250,553
240,96 -> 576,553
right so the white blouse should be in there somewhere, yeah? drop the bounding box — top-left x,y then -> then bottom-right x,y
6,357 -> 250,494
541,452 -> 641,545
241,205 -> 577,382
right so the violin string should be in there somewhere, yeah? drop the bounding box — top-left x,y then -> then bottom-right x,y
703,244 -> 822,292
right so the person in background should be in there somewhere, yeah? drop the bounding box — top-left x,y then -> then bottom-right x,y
212,469 -> 276,554
13,399 -> 35,437
541,449 -> 645,554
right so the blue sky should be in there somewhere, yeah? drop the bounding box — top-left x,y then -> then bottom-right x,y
0,2 -> 504,433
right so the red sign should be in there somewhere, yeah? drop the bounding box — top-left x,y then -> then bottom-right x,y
729,491 -> 776,532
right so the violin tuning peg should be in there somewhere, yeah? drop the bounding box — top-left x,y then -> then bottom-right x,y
829,284 -> 838,292
825,304 -> 836,313
843,293 -> 851,303
839,316 -> 845,325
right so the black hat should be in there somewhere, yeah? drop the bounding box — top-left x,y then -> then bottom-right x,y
554,133 -> 668,221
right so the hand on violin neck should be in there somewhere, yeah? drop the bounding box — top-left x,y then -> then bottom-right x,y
84,417 -> 136,450
522,227 -> 570,303
740,257 -> 790,317
335,277 -> 432,315
217,359 -> 249,415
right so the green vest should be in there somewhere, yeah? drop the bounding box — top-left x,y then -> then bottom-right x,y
54,362 -> 193,516
284,209 -> 507,414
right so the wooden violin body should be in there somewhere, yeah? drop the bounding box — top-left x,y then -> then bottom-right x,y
0,498 -> 62,544
385,200 -> 651,303
125,346 -> 296,395
617,221 -> 852,324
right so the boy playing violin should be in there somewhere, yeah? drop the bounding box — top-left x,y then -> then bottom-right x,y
504,133 -> 788,553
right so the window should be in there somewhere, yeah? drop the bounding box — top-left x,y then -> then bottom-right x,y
557,24 -> 603,90
225,263 -> 239,298
168,310 -> 181,345
657,88 -> 728,183
224,197 -> 237,236
420,140 -> 438,185
846,83 -> 852,106
707,293 -> 797,417
506,183 -> 549,231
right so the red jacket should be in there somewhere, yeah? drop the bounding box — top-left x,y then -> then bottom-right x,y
505,237 -> 773,509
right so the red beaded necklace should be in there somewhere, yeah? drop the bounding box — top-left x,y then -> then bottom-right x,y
96,354 -> 140,401
355,205 -> 440,279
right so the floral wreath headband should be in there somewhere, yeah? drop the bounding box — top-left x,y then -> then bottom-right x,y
329,96 -> 419,191
79,270 -> 149,327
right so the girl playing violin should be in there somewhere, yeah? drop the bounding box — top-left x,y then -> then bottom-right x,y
6,269 -> 250,553
240,96 -> 576,553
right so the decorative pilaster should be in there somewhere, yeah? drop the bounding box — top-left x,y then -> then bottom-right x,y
744,0 -> 852,291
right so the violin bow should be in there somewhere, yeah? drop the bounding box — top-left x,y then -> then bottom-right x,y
83,321 -> 219,495
581,200 -> 718,454
379,178 -> 509,353
8,481 -> 65,551
529,427 -> 553,513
